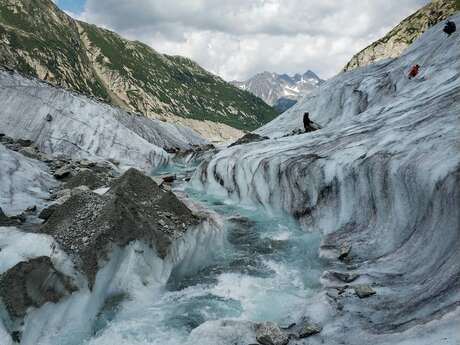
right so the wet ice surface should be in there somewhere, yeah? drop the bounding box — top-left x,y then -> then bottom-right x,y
83,181 -> 322,345
0,144 -> 56,216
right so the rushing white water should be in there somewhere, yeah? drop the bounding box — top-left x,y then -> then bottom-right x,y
84,189 -> 322,345
81,201 -> 321,345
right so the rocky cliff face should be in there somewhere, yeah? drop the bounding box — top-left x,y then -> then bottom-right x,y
344,0 -> 457,72
0,0 -> 277,140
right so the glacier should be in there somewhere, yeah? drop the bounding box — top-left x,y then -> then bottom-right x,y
0,11 -> 459,345
191,13 -> 460,344
0,145 -> 56,216
0,69 -> 208,170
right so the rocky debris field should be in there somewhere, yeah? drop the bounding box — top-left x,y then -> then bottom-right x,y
0,134 -> 118,225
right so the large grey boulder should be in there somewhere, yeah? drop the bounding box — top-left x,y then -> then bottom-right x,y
0,207 -> 20,226
298,321 -> 322,338
0,257 -> 77,318
41,168 -> 199,286
338,243 -> 352,261
322,270 -> 359,284
354,284 -> 376,298
38,204 -> 59,221
255,322 -> 289,345
283,318 -> 322,339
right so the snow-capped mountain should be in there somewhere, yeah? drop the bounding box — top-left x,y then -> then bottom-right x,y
231,70 -> 323,110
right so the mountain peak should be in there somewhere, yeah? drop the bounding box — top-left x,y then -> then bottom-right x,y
302,70 -> 320,80
231,70 -> 323,110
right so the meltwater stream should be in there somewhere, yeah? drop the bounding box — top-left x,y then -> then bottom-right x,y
81,160 -> 323,345
0,158 -> 322,345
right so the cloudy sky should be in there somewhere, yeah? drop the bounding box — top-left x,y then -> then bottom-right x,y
56,0 -> 429,81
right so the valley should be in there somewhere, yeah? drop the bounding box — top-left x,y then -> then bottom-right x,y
0,1 -> 459,345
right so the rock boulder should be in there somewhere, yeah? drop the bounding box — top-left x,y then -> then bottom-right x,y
354,284 -> 376,298
0,257 -> 77,318
0,207 -> 20,226
255,322 -> 289,345
41,168 -> 199,286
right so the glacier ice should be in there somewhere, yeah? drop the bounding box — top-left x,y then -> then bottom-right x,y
1,11 -> 460,345
191,13 -> 460,344
0,69 -> 208,170
0,144 -> 56,215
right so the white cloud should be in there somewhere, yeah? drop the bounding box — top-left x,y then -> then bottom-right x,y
79,0 -> 430,81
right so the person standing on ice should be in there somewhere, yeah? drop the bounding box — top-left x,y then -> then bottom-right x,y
408,64 -> 420,79
303,112 -> 320,132
303,112 -> 313,132
443,20 -> 456,36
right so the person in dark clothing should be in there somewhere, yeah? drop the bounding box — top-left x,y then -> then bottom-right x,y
443,21 -> 456,36
303,112 -> 313,132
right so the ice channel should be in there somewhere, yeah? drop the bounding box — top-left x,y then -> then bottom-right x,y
0,160 -> 323,345
81,162 -> 322,345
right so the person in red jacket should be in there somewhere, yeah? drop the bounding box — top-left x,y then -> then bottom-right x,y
408,64 -> 420,79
